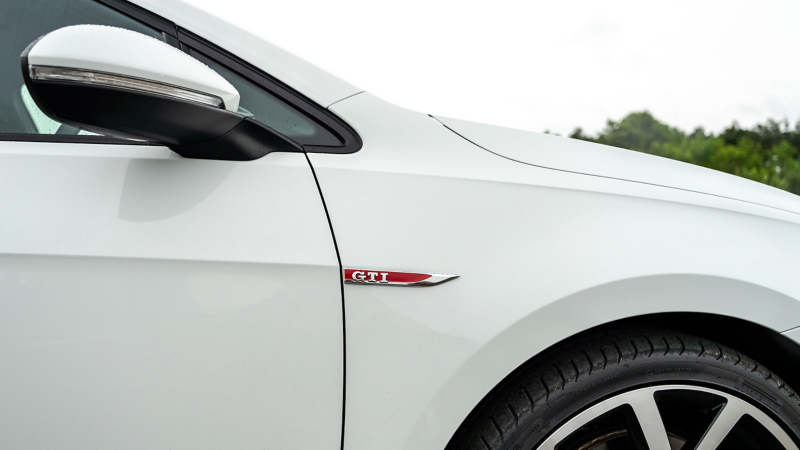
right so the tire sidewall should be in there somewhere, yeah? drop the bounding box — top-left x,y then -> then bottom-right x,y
509,355 -> 800,450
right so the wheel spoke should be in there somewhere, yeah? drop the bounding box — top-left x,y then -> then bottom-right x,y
626,390 -> 672,450
695,401 -> 746,450
533,385 -> 799,450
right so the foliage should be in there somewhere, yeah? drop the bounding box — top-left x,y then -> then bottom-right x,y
569,112 -> 800,195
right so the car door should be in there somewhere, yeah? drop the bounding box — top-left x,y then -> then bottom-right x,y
0,1 -> 343,449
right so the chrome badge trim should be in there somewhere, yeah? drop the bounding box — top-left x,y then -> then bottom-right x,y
344,269 -> 459,287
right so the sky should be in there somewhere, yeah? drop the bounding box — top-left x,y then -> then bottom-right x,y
188,0 -> 800,136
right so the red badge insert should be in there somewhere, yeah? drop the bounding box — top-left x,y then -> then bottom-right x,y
344,269 -> 458,287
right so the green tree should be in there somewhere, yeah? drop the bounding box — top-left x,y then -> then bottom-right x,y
569,112 -> 800,195
594,111 -> 685,155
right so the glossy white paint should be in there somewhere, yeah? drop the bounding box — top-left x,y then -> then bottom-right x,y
27,25 -> 240,111
128,0 -> 362,108
436,115 -> 800,215
308,92 -> 800,450
0,143 -> 342,449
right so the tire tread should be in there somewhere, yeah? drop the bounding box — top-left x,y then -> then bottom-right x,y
453,329 -> 800,450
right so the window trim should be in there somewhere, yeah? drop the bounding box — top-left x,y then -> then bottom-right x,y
176,29 -> 361,154
1,0 -> 362,155
94,0 -> 178,41
0,133 -> 153,145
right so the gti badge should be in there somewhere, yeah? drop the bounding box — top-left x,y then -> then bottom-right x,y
344,269 -> 459,287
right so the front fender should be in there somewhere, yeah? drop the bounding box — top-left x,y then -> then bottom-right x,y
308,93 -> 800,450
402,274 -> 800,450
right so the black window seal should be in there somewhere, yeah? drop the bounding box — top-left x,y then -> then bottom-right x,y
93,0 -> 178,38
0,133 -> 155,145
177,28 -> 362,154
93,0 -> 182,48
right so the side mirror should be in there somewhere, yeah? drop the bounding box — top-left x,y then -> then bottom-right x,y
21,25 -> 301,161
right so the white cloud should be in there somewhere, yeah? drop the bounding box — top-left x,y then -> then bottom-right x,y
188,0 -> 800,136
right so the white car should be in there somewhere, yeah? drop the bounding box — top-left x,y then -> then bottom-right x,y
2,1 -> 800,449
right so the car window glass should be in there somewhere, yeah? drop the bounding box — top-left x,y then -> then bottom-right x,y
0,0 -> 163,136
189,49 -> 343,147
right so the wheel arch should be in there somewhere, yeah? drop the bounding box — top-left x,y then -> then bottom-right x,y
443,311 -> 800,449
429,274 -> 800,450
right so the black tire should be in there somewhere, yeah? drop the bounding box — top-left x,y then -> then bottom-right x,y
449,329 -> 800,450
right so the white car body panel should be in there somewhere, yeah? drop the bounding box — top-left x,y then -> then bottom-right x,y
309,93 -> 800,450
4,1 -> 800,449
0,143 -> 342,449
27,25 -> 241,112
436,115 -> 800,215
128,0 -> 361,108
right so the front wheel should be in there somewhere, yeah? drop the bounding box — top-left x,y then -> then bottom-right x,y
452,330 -> 800,450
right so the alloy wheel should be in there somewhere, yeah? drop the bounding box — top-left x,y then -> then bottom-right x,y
537,385 -> 799,450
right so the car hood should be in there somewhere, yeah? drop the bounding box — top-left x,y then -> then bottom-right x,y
435,116 -> 800,216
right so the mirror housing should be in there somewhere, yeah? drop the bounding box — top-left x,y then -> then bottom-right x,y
21,25 -> 302,160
